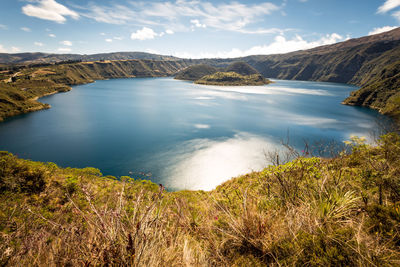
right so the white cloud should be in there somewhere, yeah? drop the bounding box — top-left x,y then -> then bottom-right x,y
0,45 -> 7,53
393,10 -> 400,21
190,19 -> 206,28
131,27 -> 158,40
166,29 -> 174,34
81,1 -> 280,34
0,24 -> 7,30
60,40 -> 72,46
0,45 -> 20,53
100,32 -> 106,36
173,33 -> 344,59
146,48 -> 160,54
105,38 -> 113,42
113,36 -> 123,40
377,0 -> 400,13
22,0 -> 79,23
82,3 -> 137,25
34,42 -> 44,46
368,26 -> 398,35
11,47 -> 20,53
58,47 -> 71,52
48,33 -> 56,38
20,27 -> 31,32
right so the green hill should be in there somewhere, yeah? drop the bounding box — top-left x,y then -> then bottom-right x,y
224,61 -> 259,76
174,64 -> 218,81
1,133 -> 400,265
195,72 -> 270,86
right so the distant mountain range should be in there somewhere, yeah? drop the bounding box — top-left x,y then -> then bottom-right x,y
1,27 -> 399,121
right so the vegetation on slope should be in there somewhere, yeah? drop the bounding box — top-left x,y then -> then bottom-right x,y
224,61 -> 259,76
1,134 -> 400,265
174,64 -> 218,81
342,46 -> 400,121
0,60 -> 188,121
195,72 -> 270,86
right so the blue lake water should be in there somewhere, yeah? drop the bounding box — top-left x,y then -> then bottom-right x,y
0,78 -> 389,190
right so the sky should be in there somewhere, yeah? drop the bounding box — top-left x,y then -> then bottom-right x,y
0,0 -> 399,58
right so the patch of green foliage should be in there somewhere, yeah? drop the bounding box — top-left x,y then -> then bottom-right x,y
195,71 -> 270,86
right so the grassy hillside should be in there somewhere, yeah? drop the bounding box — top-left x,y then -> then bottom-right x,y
0,60 -> 188,121
174,64 -> 219,81
195,72 -> 270,86
224,61 -> 259,76
1,134 -> 400,265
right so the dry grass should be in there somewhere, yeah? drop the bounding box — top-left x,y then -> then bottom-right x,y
1,134 -> 400,266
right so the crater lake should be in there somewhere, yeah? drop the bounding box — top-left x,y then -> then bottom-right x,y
0,78 -> 390,190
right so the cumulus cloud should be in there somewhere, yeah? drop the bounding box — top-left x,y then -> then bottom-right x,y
48,33 -> 56,38
22,0 -> 79,23
34,42 -> 44,46
174,33 -> 344,59
0,45 -> 7,53
58,47 -> 71,52
60,40 -> 72,46
0,24 -> 7,30
131,27 -> 158,40
20,27 -> 31,32
0,45 -> 20,53
368,26 -> 398,35
377,0 -> 400,13
105,38 -> 113,42
190,19 -> 206,28
166,29 -> 174,34
11,47 -> 20,53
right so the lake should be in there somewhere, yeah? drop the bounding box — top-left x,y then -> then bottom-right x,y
0,78 -> 390,190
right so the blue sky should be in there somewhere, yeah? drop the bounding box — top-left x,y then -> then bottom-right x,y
0,0 -> 399,58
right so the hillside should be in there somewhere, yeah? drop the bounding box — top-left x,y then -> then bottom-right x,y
195,72 -> 269,86
0,60 -> 188,121
1,134 -> 400,265
174,64 -> 219,81
224,61 -> 259,76
238,28 -> 400,120
0,52 -> 180,65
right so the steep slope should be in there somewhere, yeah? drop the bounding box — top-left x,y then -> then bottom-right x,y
0,52 -> 180,64
224,61 -> 259,76
237,28 -> 400,120
174,64 -> 219,81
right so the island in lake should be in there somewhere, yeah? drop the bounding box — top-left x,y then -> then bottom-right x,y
175,61 -> 271,86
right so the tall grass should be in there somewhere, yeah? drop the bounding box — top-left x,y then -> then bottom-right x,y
1,133 -> 400,265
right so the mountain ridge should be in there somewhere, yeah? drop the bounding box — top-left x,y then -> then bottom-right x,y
1,27 -> 399,121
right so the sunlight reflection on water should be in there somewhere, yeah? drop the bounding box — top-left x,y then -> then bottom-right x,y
160,132 -> 279,191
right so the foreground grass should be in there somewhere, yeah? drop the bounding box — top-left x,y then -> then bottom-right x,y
1,134 -> 400,266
